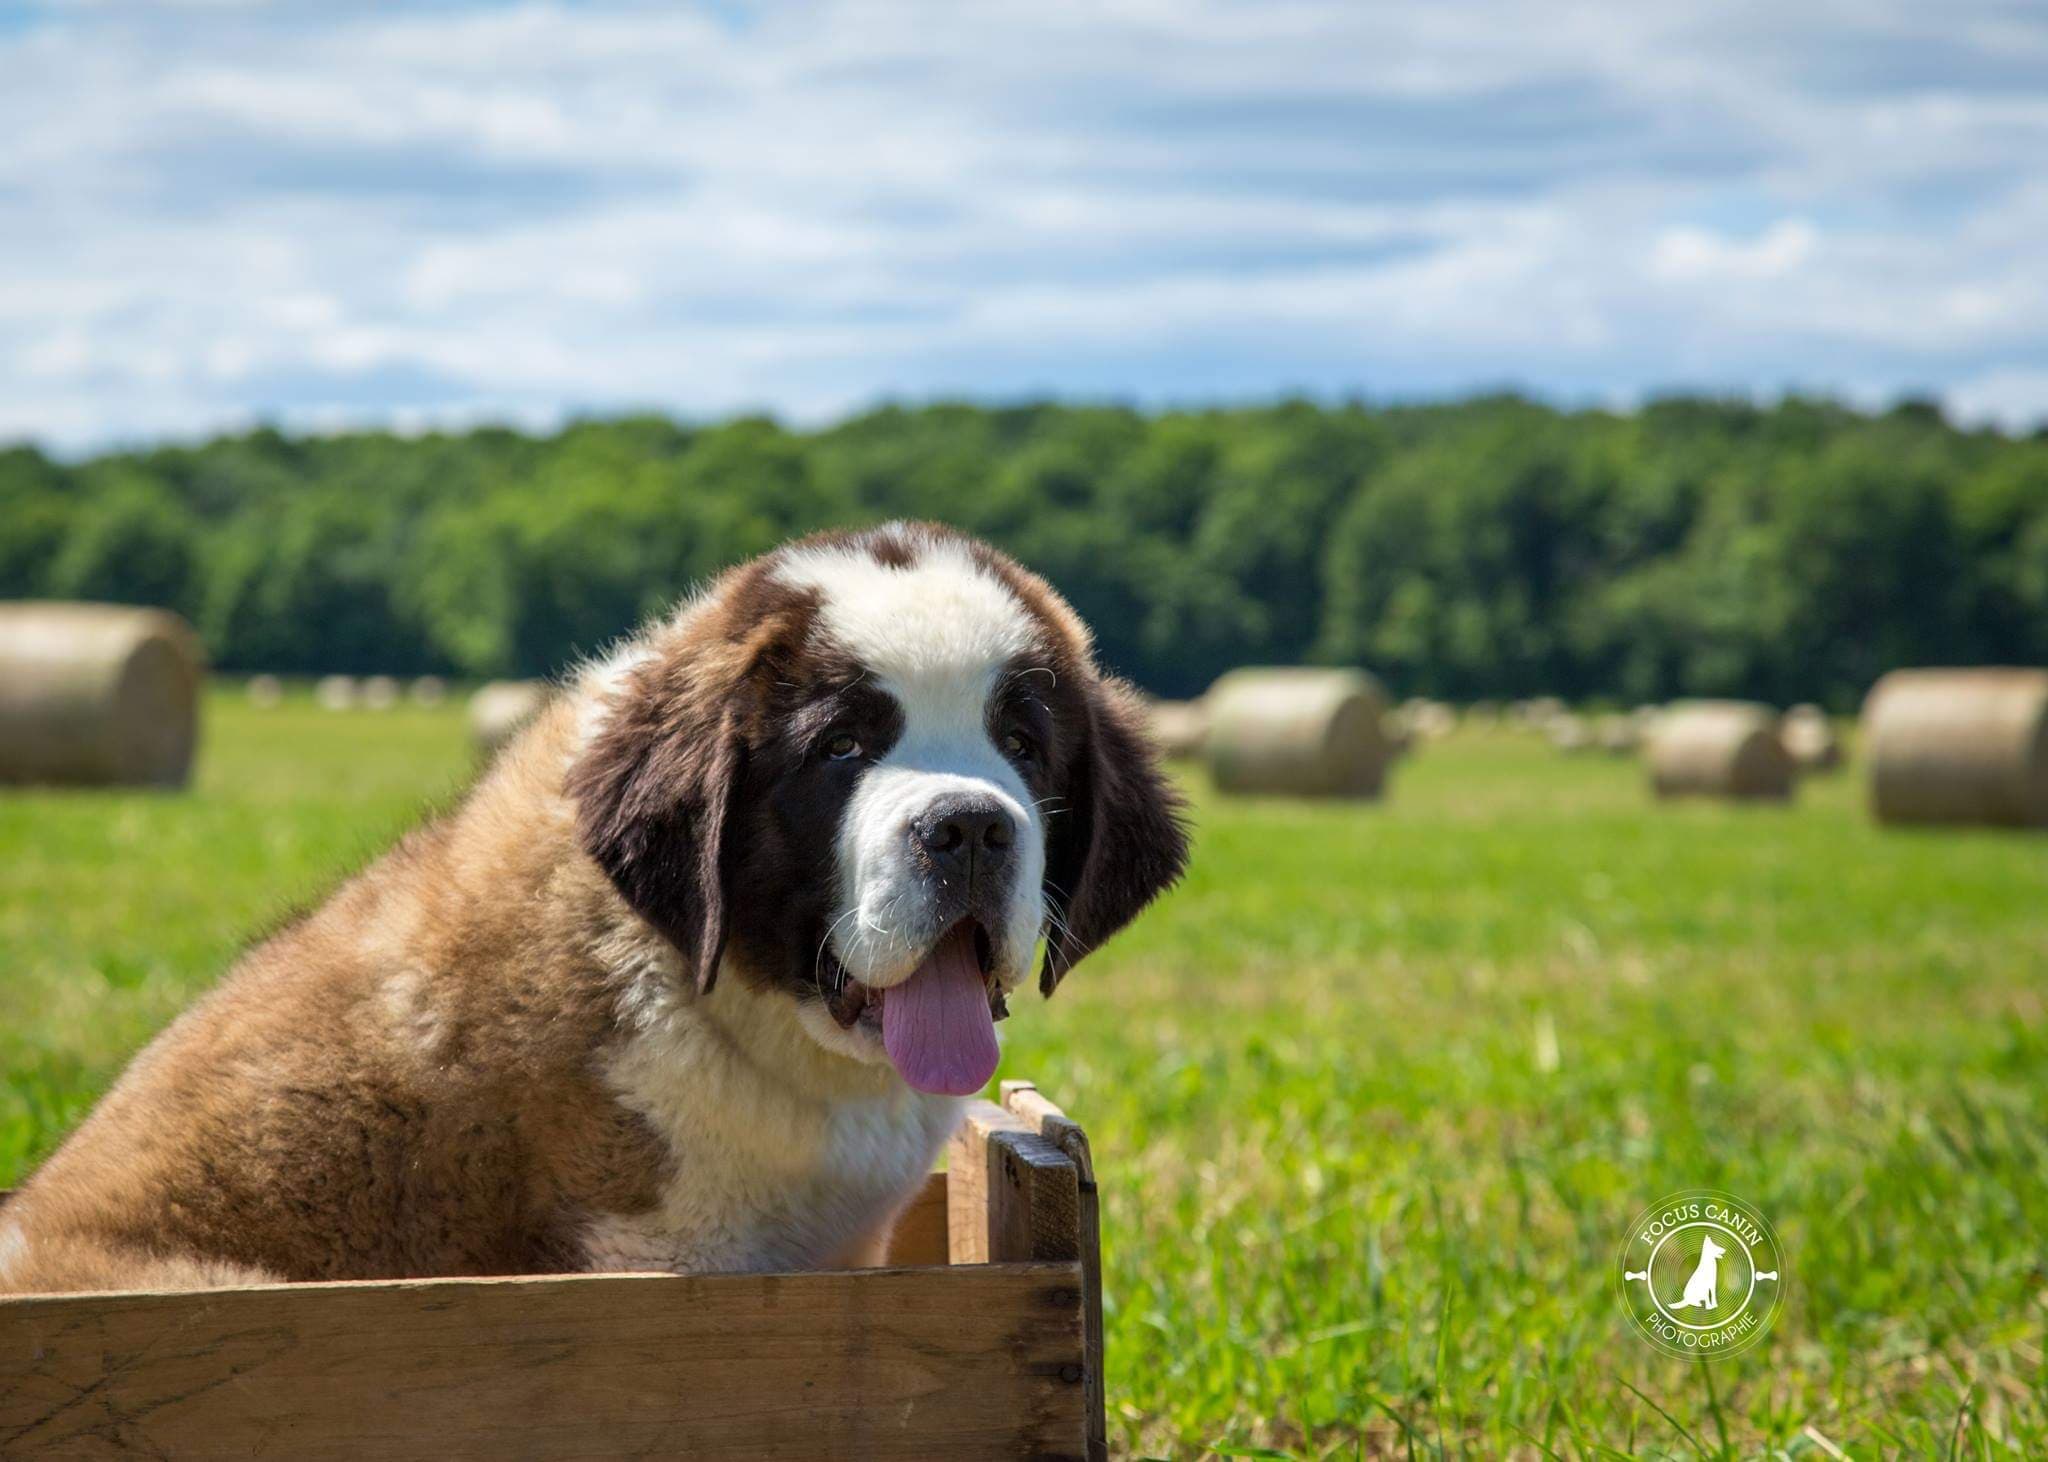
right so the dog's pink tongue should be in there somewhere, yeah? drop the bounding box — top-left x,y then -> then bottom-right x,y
881,923 -> 999,1096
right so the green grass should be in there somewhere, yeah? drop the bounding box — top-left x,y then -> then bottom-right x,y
5,694 -> 2046,1458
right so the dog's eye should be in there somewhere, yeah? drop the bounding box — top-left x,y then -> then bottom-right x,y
824,733 -> 862,761
1001,730 -> 1035,763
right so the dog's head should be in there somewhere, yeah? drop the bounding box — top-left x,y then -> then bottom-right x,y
568,522 -> 1189,1095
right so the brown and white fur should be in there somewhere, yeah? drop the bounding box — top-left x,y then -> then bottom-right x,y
0,523 -> 1188,1294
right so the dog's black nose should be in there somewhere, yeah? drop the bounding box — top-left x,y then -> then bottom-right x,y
913,796 -> 1016,877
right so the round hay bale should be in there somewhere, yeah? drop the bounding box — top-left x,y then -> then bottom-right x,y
246,674 -> 283,708
1645,700 -> 1794,801
0,602 -> 203,788
1595,714 -> 1640,756
409,675 -> 448,707
1519,695 -> 1566,727
360,675 -> 401,711
1381,707 -> 1416,758
1204,667 -> 1390,798
469,679 -> 551,756
1399,698 -> 1456,742
1546,713 -> 1593,754
1862,668 -> 2048,827
1145,698 -> 1209,760
314,675 -> 358,712
1781,703 -> 1841,772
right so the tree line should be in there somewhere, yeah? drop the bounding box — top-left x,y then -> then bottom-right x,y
2,395 -> 2043,706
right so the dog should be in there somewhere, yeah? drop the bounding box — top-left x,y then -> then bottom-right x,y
1668,1235 -> 1725,1311
0,522 -> 1188,1293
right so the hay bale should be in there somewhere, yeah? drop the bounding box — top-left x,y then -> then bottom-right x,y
1145,698 -> 1209,760
0,602 -> 203,788
1781,703 -> 1841,772
1595,714 -> 1640,756
1204,667 -> 1390,798
361,675 -> 401,711
1399,698 -> 1457,742
1645,700 -> 1794,801
315,675 -> 357,712
470,679 -> 551,756
1862,668 -> 2048,827
410,675 -> 448,707
1546,713 -> 1593,754
1519,695 -> 1566,727
1383,713 -> 1414,758
246,674 -> 283,708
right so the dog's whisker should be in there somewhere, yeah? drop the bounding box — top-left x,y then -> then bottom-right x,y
811,907 -> 861,993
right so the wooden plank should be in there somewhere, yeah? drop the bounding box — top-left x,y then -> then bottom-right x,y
945,1100 -> 1080,1268
1002,1081 -> 1107,1462
946,1090 -> 1100,1459
945,1099 -> 1030,1265
878,1170 -> 948,1268
0,1262 -> 1089,1460
1000,1082 -> 1094,1185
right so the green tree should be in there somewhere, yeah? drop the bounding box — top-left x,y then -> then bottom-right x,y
46,472 -> 199,615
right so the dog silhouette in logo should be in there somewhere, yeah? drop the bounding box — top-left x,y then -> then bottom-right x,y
1667,1235 -> 1726,1311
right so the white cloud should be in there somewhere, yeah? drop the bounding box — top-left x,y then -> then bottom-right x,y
1651,221 -> 1818,281
3,0 -> 2048,450
1945,368 -> 2048,433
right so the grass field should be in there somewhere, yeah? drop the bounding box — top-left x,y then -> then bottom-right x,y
4,693 -> 2046,1458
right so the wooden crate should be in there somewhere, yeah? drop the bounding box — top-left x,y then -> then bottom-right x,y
0,1081 -> 1105,1460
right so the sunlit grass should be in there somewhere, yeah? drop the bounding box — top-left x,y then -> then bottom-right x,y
3,696 -> 2045,1457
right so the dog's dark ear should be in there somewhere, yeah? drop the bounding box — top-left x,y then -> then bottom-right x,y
1040,676 -> 1190,995
568,661 -> 743,995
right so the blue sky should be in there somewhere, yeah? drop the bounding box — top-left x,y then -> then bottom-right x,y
6,0 -> 2048,450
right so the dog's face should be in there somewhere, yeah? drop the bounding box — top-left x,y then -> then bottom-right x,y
569,523 -> 1188,1095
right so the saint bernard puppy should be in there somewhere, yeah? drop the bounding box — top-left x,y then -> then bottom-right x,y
0,522 -> 1188,1293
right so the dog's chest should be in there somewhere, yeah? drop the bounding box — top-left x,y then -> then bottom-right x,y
580,1027 -> 960,1275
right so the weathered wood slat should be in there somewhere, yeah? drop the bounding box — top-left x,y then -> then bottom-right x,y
946,1090 -> 1104,1462
946,1100 -> 1081,1267
1002,1081 -> 1108,1462
878,1170 -> 949,1268
1,1262 -> 1089,1460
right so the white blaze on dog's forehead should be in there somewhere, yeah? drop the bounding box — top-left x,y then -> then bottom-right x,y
776,534 -> 1036,689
